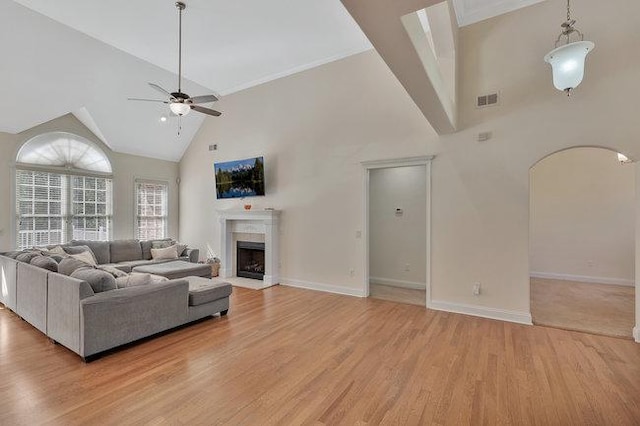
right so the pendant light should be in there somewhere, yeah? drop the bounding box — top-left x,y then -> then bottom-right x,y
543,0 -> 594,96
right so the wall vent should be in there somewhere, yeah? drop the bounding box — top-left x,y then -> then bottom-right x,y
476,92 -> 499,108
208,144 -> 217,151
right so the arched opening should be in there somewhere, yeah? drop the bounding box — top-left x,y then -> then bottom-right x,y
15,132 -> 113,249
529,147 -> 635,338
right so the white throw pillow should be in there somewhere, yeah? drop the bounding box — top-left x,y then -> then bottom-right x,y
151,245 -> 179,260
70,250 -> 97,266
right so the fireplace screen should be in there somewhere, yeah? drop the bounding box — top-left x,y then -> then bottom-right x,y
236,241 -> 265,280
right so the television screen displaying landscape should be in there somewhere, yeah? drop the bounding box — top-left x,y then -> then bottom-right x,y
214,156 -> 265,199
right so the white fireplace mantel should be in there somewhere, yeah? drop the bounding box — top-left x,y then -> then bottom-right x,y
217,209 -> 280,289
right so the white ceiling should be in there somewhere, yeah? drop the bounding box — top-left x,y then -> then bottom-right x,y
3,0 -> 545,162
13,0 -> 373,96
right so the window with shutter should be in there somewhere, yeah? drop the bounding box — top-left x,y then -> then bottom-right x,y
135,181 -> 168,240
15,133 -> 113,250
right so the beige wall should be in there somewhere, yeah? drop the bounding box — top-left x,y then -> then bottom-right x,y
530,147 -> 635,284
0,114 -> 179,251
369,166 -> 427,288
180,0 -> 640,323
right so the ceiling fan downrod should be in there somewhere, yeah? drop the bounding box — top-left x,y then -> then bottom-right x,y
176,2 -> 186,94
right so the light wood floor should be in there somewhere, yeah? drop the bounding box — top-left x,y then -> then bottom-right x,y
2,285 -> 640,425
531,277 -> 636,339
369,283 -> 426,306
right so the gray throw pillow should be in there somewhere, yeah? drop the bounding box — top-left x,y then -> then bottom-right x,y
16,252 -> 41,263
175,243 -> 188,257
97,265 -> 129,278
3,250 -> 25,259
71,267 -> 117,293
30,255 -> 59,272
63,245 -> 98,264
58,257 -> 95,276
49,254 -> 66,263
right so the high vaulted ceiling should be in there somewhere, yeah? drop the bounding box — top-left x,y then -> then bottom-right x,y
3,0 -> 547,161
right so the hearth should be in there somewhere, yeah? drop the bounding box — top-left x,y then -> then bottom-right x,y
236,241 -> 265,280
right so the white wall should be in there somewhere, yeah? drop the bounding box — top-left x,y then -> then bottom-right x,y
369,166 -> 426,288
530,148 -> 635,285
180,0 -> 640,325
0,114 -> 180,251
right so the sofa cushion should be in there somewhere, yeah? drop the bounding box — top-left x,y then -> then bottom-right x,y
151,245 -> 179,261
72,240 -> 110,265
30,255 -> 58,272
63,245 -> 98,264
16,252 -> 41,263
58,257 -> 95,276
141,238 -> 172,260
185,277 -> 233,306
110,239 -> 143,263
71,267 -> 117,293
98,263 -> 132,274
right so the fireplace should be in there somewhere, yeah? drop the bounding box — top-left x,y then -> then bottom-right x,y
236,241 -> 265,280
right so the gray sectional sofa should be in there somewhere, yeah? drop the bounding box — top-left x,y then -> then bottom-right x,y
0,239 -> 231,360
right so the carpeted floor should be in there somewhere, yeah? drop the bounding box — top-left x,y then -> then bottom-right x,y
530,277 -> 635,339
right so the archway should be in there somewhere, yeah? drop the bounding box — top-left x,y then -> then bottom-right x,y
529,146 -> 635,338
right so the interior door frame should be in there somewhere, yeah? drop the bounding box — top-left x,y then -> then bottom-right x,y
361,156 -> 435,307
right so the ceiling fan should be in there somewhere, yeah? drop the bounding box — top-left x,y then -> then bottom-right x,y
128,2 -> 221,118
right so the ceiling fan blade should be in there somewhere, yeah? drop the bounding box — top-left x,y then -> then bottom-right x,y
148,82 -> 173,98
191,105 -> 222,117
127,97 -> 169,103
189,94 -> 218,104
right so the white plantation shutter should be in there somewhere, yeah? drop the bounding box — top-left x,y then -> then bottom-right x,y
15,171 -> 113,250
16,170 -> 67,249
15,133 -> 113,250
71,175 -> 113,241
135,181 -> 168,240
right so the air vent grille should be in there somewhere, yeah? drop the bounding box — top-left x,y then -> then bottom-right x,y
476,93 -> 499,108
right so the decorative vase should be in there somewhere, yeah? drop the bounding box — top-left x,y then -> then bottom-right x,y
244,204 -> 252,210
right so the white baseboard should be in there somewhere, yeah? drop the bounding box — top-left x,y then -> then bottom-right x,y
530,271 -> 634,287
428,300 -> 533,325
369,276 -> 426,290
280,277 -> 366,298
634,327 -> 640,343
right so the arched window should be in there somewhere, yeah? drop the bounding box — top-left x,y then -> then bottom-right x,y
15,133 -> 113,249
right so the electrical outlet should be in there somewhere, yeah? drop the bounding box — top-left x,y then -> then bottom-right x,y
355,230 -> 362,239
587,260 -> 594,267
404,263 -> 410,272
349,268 -> 355,277
472,282 -> 481,296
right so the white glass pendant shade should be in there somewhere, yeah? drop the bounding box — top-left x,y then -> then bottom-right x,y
169,102 -> 191,116
544,41 -> 594,92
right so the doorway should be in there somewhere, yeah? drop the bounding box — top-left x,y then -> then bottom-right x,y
364,158 -> 432,306
529,147 -> 636,338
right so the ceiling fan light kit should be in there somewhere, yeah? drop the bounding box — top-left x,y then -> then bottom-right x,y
544,0 -> 594,96
128,1 -> 221,123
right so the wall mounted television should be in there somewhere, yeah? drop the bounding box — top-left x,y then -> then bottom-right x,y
214,156 -> 265,199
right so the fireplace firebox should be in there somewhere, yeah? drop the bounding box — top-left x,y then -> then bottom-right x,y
236,241 -> 265,280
